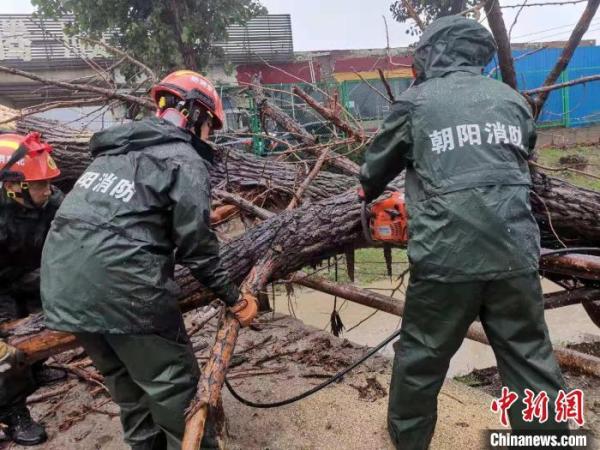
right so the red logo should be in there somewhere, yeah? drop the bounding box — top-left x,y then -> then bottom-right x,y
491,387 -> 519,427
555,389 -> 585,427
522,389 -> 549,423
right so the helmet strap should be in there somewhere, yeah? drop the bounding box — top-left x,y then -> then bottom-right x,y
4,182 -> 38,209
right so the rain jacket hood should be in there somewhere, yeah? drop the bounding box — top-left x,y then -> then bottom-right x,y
90,117 -> 214,164
413,15 -> 497,82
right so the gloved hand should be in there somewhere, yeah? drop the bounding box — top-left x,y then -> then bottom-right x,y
229,292 -> 258,327
0,341 -> 25,374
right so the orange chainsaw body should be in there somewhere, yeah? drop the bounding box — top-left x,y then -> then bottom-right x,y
369,192 -> 409,244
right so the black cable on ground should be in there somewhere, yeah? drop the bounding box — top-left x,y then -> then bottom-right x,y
226,247 -> 600,409
225,327 -> 402,408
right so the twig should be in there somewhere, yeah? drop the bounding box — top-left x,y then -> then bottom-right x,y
213,189 -> 274,220
523,74 -> 600,96
237,335 -> 273,354
79,36 -> 157,84
346,310 -> 379,332
353,71 -> 392,105
532,0 -> 600,116
378,69 -> 396,103
530,160 -> 600,181
488,47 -> 548,78
508,0 -> 528,42
253,350 -> 296,367
301,371 -> 335,379
55,363 -> 109,393
293,86 -> 364,141
531,190 -> 567,248
286,146 -> 331,209
251,55 -> 364,132
27,383 -> 74,404
0,97 -> 107,125
0,65 -> 154,109
227,367 -> 287,380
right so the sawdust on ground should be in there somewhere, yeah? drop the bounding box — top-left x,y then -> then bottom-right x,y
3,314 -> 499,450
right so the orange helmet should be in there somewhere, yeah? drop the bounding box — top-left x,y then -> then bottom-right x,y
0,132 -> 60,182
150,70 -> 225,130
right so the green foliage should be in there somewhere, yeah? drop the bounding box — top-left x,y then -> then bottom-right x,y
389,0 -> 478,36
32,0 -> 267,76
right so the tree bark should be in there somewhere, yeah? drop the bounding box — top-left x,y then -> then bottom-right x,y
532,171 -> 600,245
5,186 -> 600,363
484,0 -> 517,90
14,114 -> 356,203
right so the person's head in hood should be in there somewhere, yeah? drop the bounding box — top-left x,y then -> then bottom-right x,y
150,70 -> 225,141
412,15 -> 497,83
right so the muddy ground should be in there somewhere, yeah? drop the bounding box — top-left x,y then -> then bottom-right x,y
1,312 -> 501,450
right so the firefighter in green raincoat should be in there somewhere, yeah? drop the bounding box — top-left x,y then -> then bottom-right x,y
41,71 -> 258,450
359,16 -> 568,450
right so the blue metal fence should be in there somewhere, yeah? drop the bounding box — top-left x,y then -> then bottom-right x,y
485,46 -> 600,127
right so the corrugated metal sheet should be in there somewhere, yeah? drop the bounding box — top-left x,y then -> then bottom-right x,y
486,46 -> 600,127
0,13 -> 293,69
214,14 -> 293,63
0,14 -> 113,70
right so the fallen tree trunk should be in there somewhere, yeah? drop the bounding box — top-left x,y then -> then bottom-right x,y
5,187 -> 600,363
14,115 -> 356,205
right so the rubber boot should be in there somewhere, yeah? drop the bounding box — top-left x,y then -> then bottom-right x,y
130,432 -> 167,450
4,404 -> 47,446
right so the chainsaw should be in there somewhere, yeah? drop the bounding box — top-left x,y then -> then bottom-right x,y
360,191 -> 409,278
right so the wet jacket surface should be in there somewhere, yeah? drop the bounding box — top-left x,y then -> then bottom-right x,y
360,16 -> 540,282
41,118 -> 239,334
0,187 -> 63,288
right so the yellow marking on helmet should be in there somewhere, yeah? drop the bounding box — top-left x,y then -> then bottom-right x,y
47,155 -> 57,170
158,96 -> 167,109
0,140 -> 20,150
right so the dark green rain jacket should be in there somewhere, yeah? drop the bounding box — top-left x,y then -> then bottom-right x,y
360,16 -> 540,282
0,187 -> 63,286
41,118 -> 239,334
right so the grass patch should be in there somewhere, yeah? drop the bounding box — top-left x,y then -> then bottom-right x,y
537,146 -> 600,191
305,248 -> 408,285
454,373 -> 481,387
